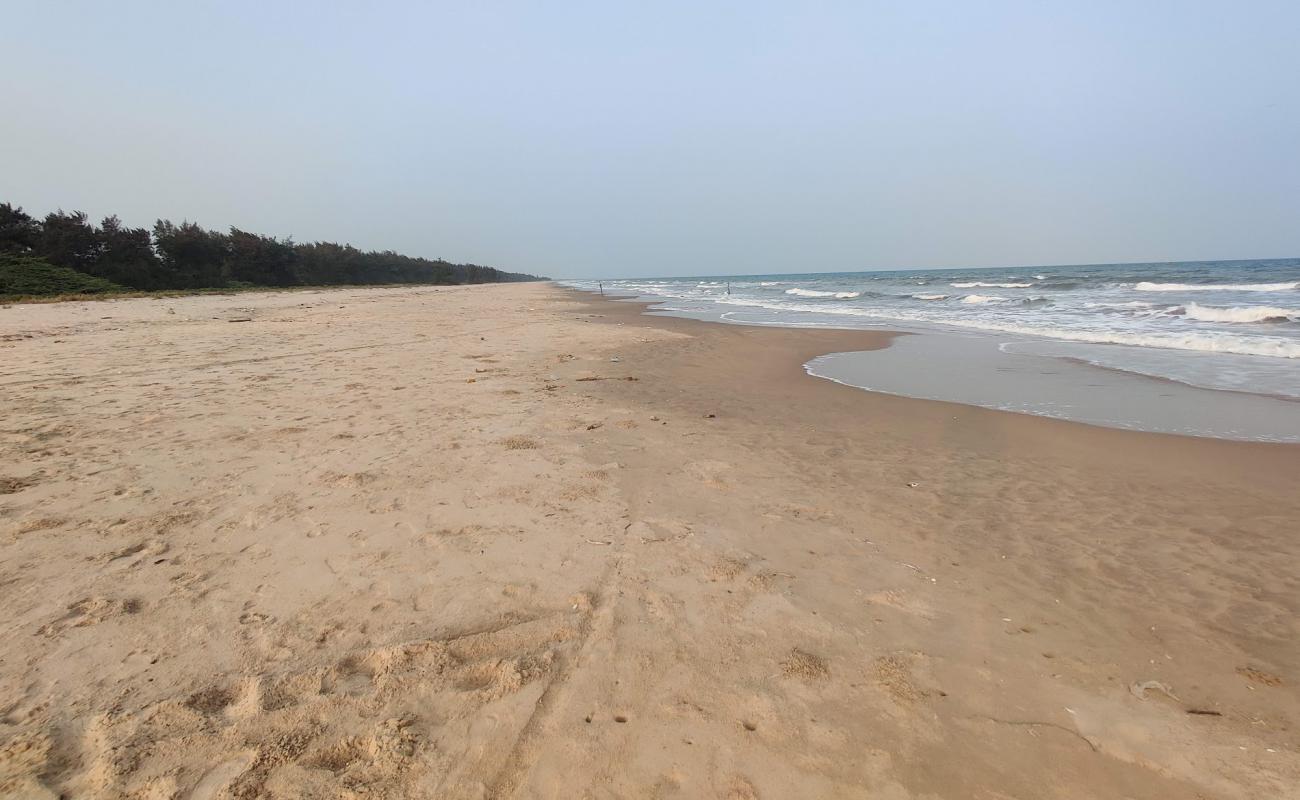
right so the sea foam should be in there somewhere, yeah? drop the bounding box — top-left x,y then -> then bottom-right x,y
708,294 -> 1300,358
785,288 -> 861,298
1135,281 -> 1299,292
1179,303 -> 1298,323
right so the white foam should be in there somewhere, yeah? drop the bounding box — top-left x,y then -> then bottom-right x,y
1179,303 -> 1298,323
759,281 -> 780,286
784,288 -> 860,298
572,274 -> 1300,362
1033,274 -> 1047,280
910,318 -> 1300,358
709,295 -> 1300,358
1135,281 -> 1299,292
951,281 -> 1035,288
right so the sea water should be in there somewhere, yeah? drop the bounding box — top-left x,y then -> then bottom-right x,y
562,259 -> 1300,442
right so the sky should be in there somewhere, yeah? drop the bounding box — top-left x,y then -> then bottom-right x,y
2,2 -> 1298,279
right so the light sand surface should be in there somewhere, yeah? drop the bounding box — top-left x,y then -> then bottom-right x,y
1,282 -> 1297,799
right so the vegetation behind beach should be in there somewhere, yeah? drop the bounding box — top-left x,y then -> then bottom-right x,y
0,202 -> 543,300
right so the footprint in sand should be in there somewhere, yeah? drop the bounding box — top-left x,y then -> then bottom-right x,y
706,555 -> 752,583
0,475 -> 38,495
238,608 -> 273,625
37,596 -> 141,637
628,518 -> 693,545
781,648 -> 830,681
871,653 -> 945,706
102,538 -> 169,567
57,605 -> 594,796
187,752 -> 256,800
684,459 -> 733,489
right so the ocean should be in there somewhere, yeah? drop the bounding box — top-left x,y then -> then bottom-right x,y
562,259 -> 1300,441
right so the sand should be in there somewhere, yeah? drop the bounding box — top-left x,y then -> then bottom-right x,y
0,282 -> 1297,799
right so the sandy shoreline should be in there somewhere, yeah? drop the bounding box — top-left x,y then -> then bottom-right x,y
1,282 -> 1297,798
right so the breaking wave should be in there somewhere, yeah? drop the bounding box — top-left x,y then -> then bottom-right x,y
1177,303 -> 1298,323
785,288 -> 861,298
1135,281 -> 1298,292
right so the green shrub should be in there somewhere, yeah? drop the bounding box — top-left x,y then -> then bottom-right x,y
0,255 -> 125,298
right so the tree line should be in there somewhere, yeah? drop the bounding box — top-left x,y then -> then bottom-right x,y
0,202 -> 543,297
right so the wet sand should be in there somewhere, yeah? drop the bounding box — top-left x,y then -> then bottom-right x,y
803,330 -> 1300,442
0,282 -> 1297,798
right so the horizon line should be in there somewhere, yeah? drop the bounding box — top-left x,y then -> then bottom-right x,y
558,255 -> 1300,282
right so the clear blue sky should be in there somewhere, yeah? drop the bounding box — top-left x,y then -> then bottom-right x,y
3,2 -> 1297,278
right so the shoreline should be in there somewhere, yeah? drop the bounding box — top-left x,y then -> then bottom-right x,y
571,286 -> 1300,452
579,286 -> 1300,444
1,282 -> 1297,798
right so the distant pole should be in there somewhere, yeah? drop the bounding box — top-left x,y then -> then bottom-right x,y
599,282 -> 604,296
727,282 -> 731,295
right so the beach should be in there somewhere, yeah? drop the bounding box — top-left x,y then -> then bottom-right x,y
1,282 -> 1297,798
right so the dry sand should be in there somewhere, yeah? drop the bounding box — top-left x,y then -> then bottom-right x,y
0,282 -> 1297,799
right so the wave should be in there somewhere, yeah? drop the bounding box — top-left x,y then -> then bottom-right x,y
1084,301 -> 1156,309
1135,281 -> 1299,292
572,275 -> 1300,361
1177,303 -> 1298,323
951,281 -> 1035,289
708,295 -> 1300,358
785,288 -> 861,298
956,325 -> 1300,358
1033,274 -> 1047,280
759,281 -> 781,286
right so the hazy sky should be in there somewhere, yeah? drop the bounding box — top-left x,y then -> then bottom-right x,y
3,2 -> 1297,278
